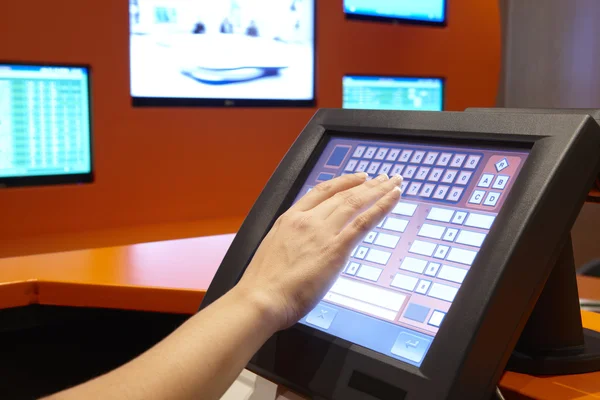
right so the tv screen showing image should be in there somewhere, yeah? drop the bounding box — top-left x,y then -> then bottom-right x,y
344,0 -> 447,25
343,75 -> 444,111
129,0 -> 316,107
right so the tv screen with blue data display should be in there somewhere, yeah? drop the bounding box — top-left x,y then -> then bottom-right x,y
0,62 -> 93,188
344,0 -> 447,25
129,0 -> 315,107
343,76 -> 444,111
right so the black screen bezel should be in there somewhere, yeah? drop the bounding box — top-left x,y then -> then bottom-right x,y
0,61 -> 94,189
200,109 -> 600,399
130,1 -> 317,108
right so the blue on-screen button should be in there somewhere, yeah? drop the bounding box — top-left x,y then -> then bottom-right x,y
326,147 -> 350,167
305,305 -> 338,330
317,172 -> 335,181
391,332 -> 432,364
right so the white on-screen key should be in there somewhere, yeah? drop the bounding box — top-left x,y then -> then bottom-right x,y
374,233 -> 400,249
446,247 -> 478,266
330,277 -> 406,311
409,240 -> 437,257
427,207 -> 455,223
383,217 -> 409,233
433,245 -> 450,259
367,162 -> 381,174
464,213 -> 495,230
400,257 -> 428,274
428,282 -> 459,302
365,248 -> 392,265
353,146 -> 366,158
469,190 -> 486,205
345,159 -> 358,172
355,246 -> 369,259
324,292 -> 397,321
415,280 -> 432,294
452,212 -> 468,225
424,262 -> 441,276
379,163 -> 393,175
418,224 -> 446,240
387,149 -> 401,161
438,265 -> 468,284
364,231 -> 377,244
391,273 -> 419,291
356,160 -> 369,172
375,148 -> 389,160
456,230 -> 487,248
356,265 -> 383,282
392,202 -> 418,217
345,262 -> 360,275
443,228 -> 459,242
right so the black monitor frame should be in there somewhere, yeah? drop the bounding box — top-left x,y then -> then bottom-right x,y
200,109 -> 600,399
0,61 -> 94,189
130,1 -> 317,108
344,1 -> 448,27
343,74 -> 446,111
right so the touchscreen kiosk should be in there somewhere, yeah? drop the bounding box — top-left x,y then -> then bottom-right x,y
201,109 -> 600,400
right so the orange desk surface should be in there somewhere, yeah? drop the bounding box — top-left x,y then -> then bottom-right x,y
1,234 -> 600,399
0,234 -> 235,314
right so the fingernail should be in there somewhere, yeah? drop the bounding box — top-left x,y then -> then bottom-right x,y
377,174 -> 389,182
392,174 -> 403,184
391,186 -> 402,198
354,172 -> 368,179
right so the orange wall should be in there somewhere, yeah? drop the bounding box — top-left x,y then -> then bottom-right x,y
0,1 -> 500,245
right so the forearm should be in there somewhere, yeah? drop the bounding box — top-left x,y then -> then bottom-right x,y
46,286 -> 279,400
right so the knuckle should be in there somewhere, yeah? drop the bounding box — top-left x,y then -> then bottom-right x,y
314,181 -> 332,193
352,214 -> 371,233
373,201 -> 388,215
292,213 -> 314,230
344,195 -> 363,210
276,212 -> 292,226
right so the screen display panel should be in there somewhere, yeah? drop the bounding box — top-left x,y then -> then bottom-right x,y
343,76 -> 443,111
344,0 -> 446,24
0,63 -> 92,184
130,0 -> 315,106
296,136 -> 529,366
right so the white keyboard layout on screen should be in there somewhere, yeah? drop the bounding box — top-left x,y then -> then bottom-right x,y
330,201 -> 495,332
302,139 -> 526,336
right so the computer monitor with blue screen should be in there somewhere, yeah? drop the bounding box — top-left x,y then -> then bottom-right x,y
343,76 -> 444,111
0,62 -> 93,188
345,0 -> 446,25
201,109 -> 600,399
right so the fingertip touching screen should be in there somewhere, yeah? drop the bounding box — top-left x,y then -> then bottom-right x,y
295,137 -> 530,367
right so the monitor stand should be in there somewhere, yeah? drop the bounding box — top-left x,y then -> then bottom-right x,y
507,235 -> 600,375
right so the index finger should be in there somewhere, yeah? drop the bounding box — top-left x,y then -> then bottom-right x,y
291,172 -> 368,212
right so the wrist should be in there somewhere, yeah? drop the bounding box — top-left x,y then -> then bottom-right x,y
227,284 -> 286,334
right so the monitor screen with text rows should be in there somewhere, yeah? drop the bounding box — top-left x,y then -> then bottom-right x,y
295,137 -> 529,366
344,0 -> 446,24
0,63 -> 92,184
343,76 -> 444,111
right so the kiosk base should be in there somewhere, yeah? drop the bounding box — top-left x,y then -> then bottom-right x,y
506,236 -> 600,375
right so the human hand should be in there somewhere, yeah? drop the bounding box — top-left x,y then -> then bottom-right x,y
235,172 -> 403,331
